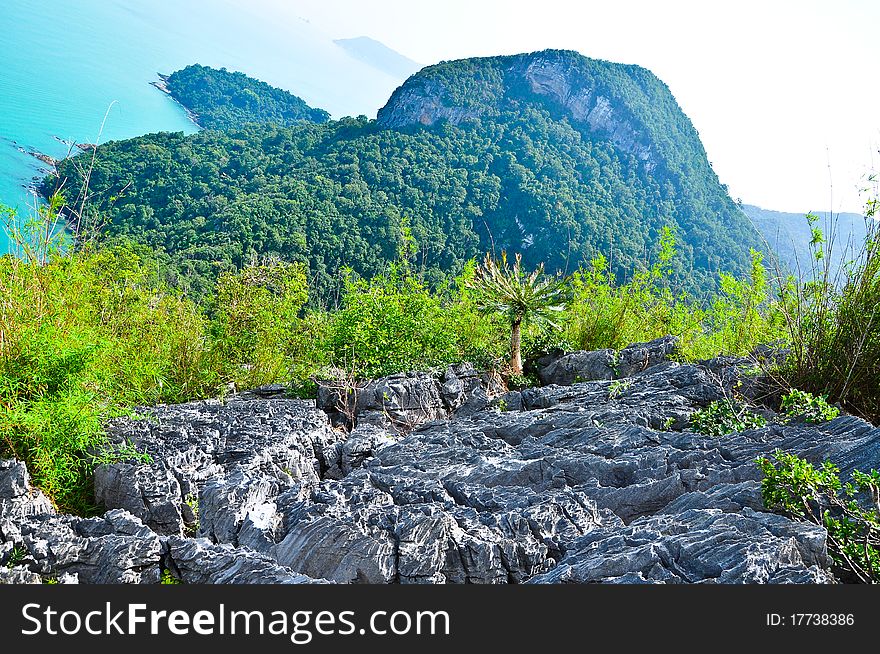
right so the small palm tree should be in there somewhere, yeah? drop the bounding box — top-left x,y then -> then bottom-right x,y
467,252 -> 571,375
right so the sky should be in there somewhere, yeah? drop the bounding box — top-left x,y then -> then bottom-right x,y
263,0 -> 878,215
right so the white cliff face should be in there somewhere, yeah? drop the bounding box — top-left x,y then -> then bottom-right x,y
583,95 -> 656,171
377,51 -> 657,172
377,80 -> 483,127
524,57 -> 657,172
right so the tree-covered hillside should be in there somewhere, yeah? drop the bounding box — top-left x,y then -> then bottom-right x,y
163,64 -> 330,129
46,50 -> 763,303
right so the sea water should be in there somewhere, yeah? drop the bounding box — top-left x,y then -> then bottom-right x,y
0,0 -> 404,252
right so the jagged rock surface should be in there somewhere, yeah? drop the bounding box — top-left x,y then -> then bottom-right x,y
0,463 -> 326,584
0,467 -> 164,583
95,398 -> 344,537
535,336 -> 679,386
166,537 -> 328,584
316,363 -> 505,432
4,345 -> 879,585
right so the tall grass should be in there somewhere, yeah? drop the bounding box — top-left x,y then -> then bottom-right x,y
558,227 -> 786,361
777,199 -> 880,423
0,209 -> 219,512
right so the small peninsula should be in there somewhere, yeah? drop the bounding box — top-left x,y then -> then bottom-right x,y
152,64 -> 330,130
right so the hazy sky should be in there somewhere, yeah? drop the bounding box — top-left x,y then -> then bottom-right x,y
264,0 -> 878,214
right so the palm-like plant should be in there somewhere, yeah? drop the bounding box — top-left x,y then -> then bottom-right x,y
467,252 -> 571,375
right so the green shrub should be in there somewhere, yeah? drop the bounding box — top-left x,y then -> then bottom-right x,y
0,233 -> 220,513
209,257 -> 309,389
780,389 -> 840,424
506,372 -> 537,390
560,230 -> 784,361
757,450 -> 880,583
561,229 -> 684,353
607,378 -> 633,399
690,399 -> 767,437
160,568 -> 183,585
693,249 -> 787,359
5,544 -> 27,569
325,264 -> 503,379
779,208 -> 880,423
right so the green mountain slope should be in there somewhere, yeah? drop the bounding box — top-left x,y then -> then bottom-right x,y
45,50 -> 762,303
161,64 -> 330,129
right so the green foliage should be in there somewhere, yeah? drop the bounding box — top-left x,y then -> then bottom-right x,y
690,399 -> 767,437
779,205 -> 880,423
607,378 -> 633,399
560,229 -> 785,360
5,544 -> 27,569
165,64 -> 329,129
780,389 -> 840,424
757,450 -> 880,583
183,492 -> 199,537
160,568 -> 183,585
209,257 -> 309,389
699,249 -> 785,358
563,227 -> 684,351
505,372 -> 537,390
0,206 -> 220,512
43,51 -> 763,304
468,252 -> 571,329
2,191 -> 70,265
467,252 -> 570,374
324,265 -> 503,379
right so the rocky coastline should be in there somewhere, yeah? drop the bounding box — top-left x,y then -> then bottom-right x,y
2,337 -> 877,584
150,72 -> 201,127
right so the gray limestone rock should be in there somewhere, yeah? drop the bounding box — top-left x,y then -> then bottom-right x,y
0,567 -> 43,584
165,537 -> 328,584
4,343 -> 878,585
95,398 -> 342,536
529,506 -> 832,584
317,365 -> 505,433
536,336 -> 678,386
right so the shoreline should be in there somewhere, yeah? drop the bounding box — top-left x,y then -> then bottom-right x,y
150,72 -> 202,127
18,136 -> 94,174
50,135 -> 94,153
16,145 -> 58,168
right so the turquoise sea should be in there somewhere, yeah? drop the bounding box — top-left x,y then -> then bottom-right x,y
0,0 -> 404,253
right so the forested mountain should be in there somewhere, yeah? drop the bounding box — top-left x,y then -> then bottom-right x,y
44,50 -> 763,303
743,204 -> 871,279
163,64 -> 330,129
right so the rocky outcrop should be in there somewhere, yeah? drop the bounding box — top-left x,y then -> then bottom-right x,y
535,336 -> 678,386
0,457 -> 327,584
165,537 -> 327,584
95,398 -> 343,537
4,344 -> 879,584
530,500 -> 833,584
1,460 -> 164,583
316,363 -> 505,432
377,50 -> 657,170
